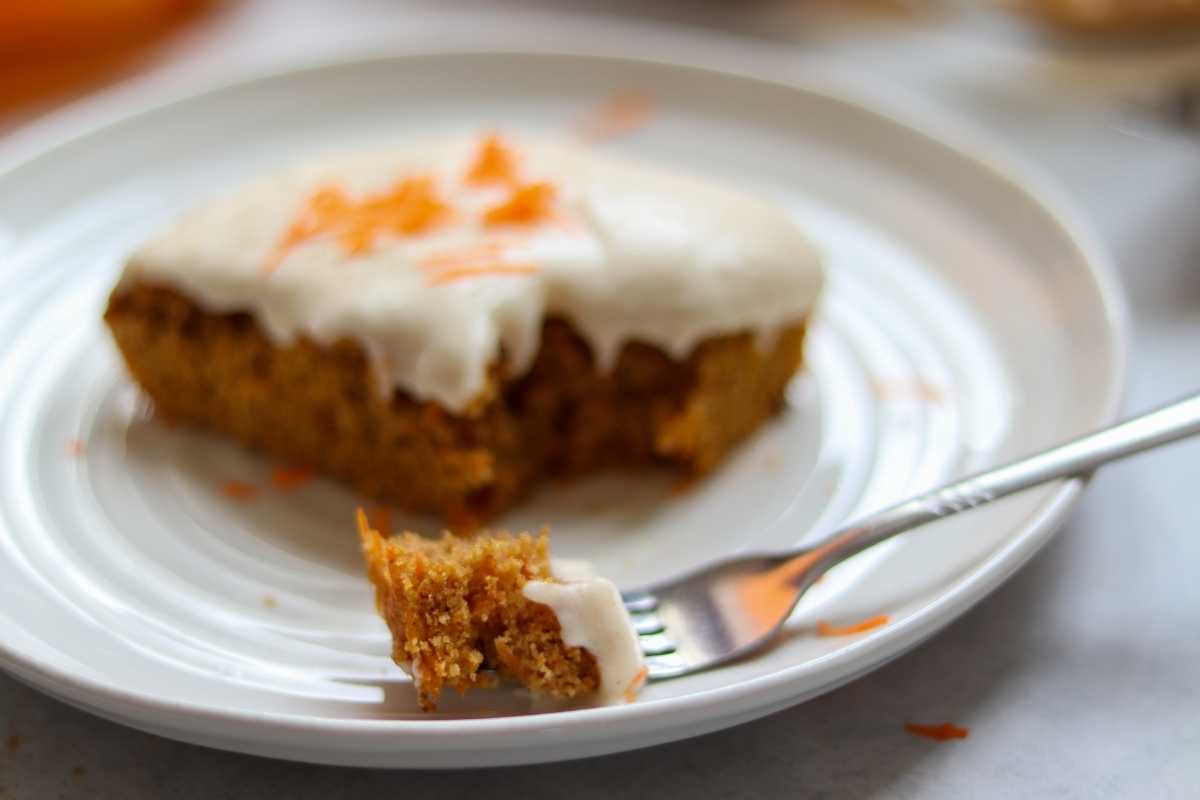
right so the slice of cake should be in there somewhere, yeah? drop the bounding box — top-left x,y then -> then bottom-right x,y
104,132 -> 823,527
357,510 -> 645,710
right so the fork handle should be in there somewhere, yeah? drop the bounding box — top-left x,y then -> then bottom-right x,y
808,391 -> 1200,567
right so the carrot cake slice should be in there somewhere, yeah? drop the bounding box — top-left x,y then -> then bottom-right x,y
104,132 -> 824,527
357,510 -> 645,710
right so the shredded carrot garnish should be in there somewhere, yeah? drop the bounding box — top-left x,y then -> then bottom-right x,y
483,182 -> 557,228
220,480 -> 259,502
263,176 -> 454,272
624,665 -> 649,703
465,133 -> 520,186
270,464 -> 315,491
905,722 -> 969,741
419,240 -> 512,270
574,90 -> 655,143
816,614 -> 890,637
428,263 -> 539,285
66,438 -> 86,457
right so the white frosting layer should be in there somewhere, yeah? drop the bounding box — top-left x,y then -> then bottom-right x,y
524,558 -> 645,705
119,134 -> 823,411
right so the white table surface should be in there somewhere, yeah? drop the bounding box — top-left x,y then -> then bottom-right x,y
2,3 -> 1199,797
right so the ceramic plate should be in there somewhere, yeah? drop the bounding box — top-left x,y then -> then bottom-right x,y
0,50 -> 1126,767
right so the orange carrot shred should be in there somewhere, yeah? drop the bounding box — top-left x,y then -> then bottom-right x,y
816,614 -> 890,637
271,464 -> 316,491
66,438 -> 86,457
624,665 -> 649,703
465,134 -> 520,186
419,240 -> 513,270
220,480 -> 259,502
574,90 -> 655,143
428,263 -> 539,286
905,722 -> 969,741
483,182 -> 557,228
263,176 -> 453,272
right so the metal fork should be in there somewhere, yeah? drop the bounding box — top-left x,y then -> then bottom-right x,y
624,392 -> 1200,679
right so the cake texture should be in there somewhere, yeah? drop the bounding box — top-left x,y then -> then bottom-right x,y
104,133 -> 823,526
357,510 -> 644,710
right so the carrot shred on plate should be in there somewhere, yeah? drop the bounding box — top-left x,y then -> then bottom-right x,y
220,479 -> 259,502
66,438 -> 86,456
574,90 -> 655,142
816,614 -> 890,637
271,464 -> 316,491
905,722 -> 969,741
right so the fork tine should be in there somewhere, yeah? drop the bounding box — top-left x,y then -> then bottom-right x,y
643,652 -> 688,678
637,633 -> 677,656
632,614 -> 665,635
622,593 -> 658,613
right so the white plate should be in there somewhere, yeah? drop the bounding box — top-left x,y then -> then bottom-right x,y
0,50 -> 1126,767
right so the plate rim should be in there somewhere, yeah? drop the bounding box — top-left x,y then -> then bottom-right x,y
0,45 -> 1130,750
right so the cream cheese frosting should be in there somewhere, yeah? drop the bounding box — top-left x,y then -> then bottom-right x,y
524,558 -> 646,705
118,133 -> 824,411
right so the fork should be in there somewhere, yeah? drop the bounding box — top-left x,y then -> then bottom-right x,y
624,391 -> 1200,679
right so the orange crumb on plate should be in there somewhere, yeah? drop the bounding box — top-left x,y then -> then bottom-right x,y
816,614 -> 890,637
66,438 -> 86,456
465,133 -> 520,186
904,722 -> 969,741
483,182 -> 557,227
271,464 -> 315,491
262,595 -> 278,609
220,479 -> 259,502
574,90 -> 655,142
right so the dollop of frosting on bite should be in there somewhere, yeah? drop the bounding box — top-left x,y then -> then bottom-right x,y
120,133 -> 824,411
524,558 -> 647,705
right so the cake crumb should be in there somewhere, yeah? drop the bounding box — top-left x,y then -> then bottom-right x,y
262,595 -> 278,609
816,614 -> 889,637
220,480 -> 259,502
270,464 -> 315,491
905,722 -> 969,741
66,438 -> 87,457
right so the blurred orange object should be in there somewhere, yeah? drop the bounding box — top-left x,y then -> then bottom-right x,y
999,0 -> 1200,31
0,0 -> 215,119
